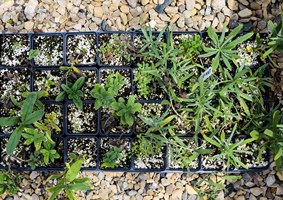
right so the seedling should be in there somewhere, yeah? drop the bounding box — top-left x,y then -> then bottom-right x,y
0,91 -> 47,154
101,146 -> 124,168
47,154 -> 91,200
111,95 -> 142,126
56,76 -> 85,110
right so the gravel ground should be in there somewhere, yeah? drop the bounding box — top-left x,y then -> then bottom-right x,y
0,0 -> 283,200
1,162 -> 283,200
0,0 -> 282,32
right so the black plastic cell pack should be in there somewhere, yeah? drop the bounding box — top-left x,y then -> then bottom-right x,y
0,31 -> 270,172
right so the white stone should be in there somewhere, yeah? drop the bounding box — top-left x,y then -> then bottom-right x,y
227,0 -> 239,10
238,8 -> 252,18
186,185 -> 197,195
211,0 -> 225,11
24,21 -> 34,31
127,0 -> 138,8
93,6 -> 104,18
250,187 -> 263,196
186,0 -> 196,10
31,194 -> 39,200
177,17 -> 185,28
0,0 -> 14,16
30,171 -> 39,180
2,12 -> 11,23
141,0 -> 149,6
24,0 -> 38,20
57,6 -> 65,15
265,174 -> 276,187
222,6 -> 232,16
172,189 -> 183,200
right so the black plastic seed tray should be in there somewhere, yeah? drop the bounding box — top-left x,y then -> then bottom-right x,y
0,31 -> 270,173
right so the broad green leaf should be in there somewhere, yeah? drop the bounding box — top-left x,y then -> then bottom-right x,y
34,122 -> 48,131
250,130 -> 259,140
220,131 -> 225,142
47,174 -> 64,181
73,178 -> 90,184
71,77 -> 85,91
66,159 -> 84,182
94,100 -> 102,110
28,49 -> 40,60
264,129 -> 274,137
0,117 -> 20,126
61,84 -> 73,94
161,99 -> 170,105
66,188 -> 78,200
67,183 -> 91,191
222,55 -> 232,70
219,24 -> 227,44
72,95 -> 83,110
23,110 -> 44,125
48,184 -> 64,193
262,47 -> 274,59
21,92 -> 37,122
199,50 -> 217,58
55,91 -> 66,102
275,148 -> 283,160
47,189 -> 62,200
124,113 -> 133,126
6,126 -> 24,155
272,110 -> 280,129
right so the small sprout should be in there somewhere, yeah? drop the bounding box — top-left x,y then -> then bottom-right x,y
28,49 -> 40,60
101,146 -> 123,168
